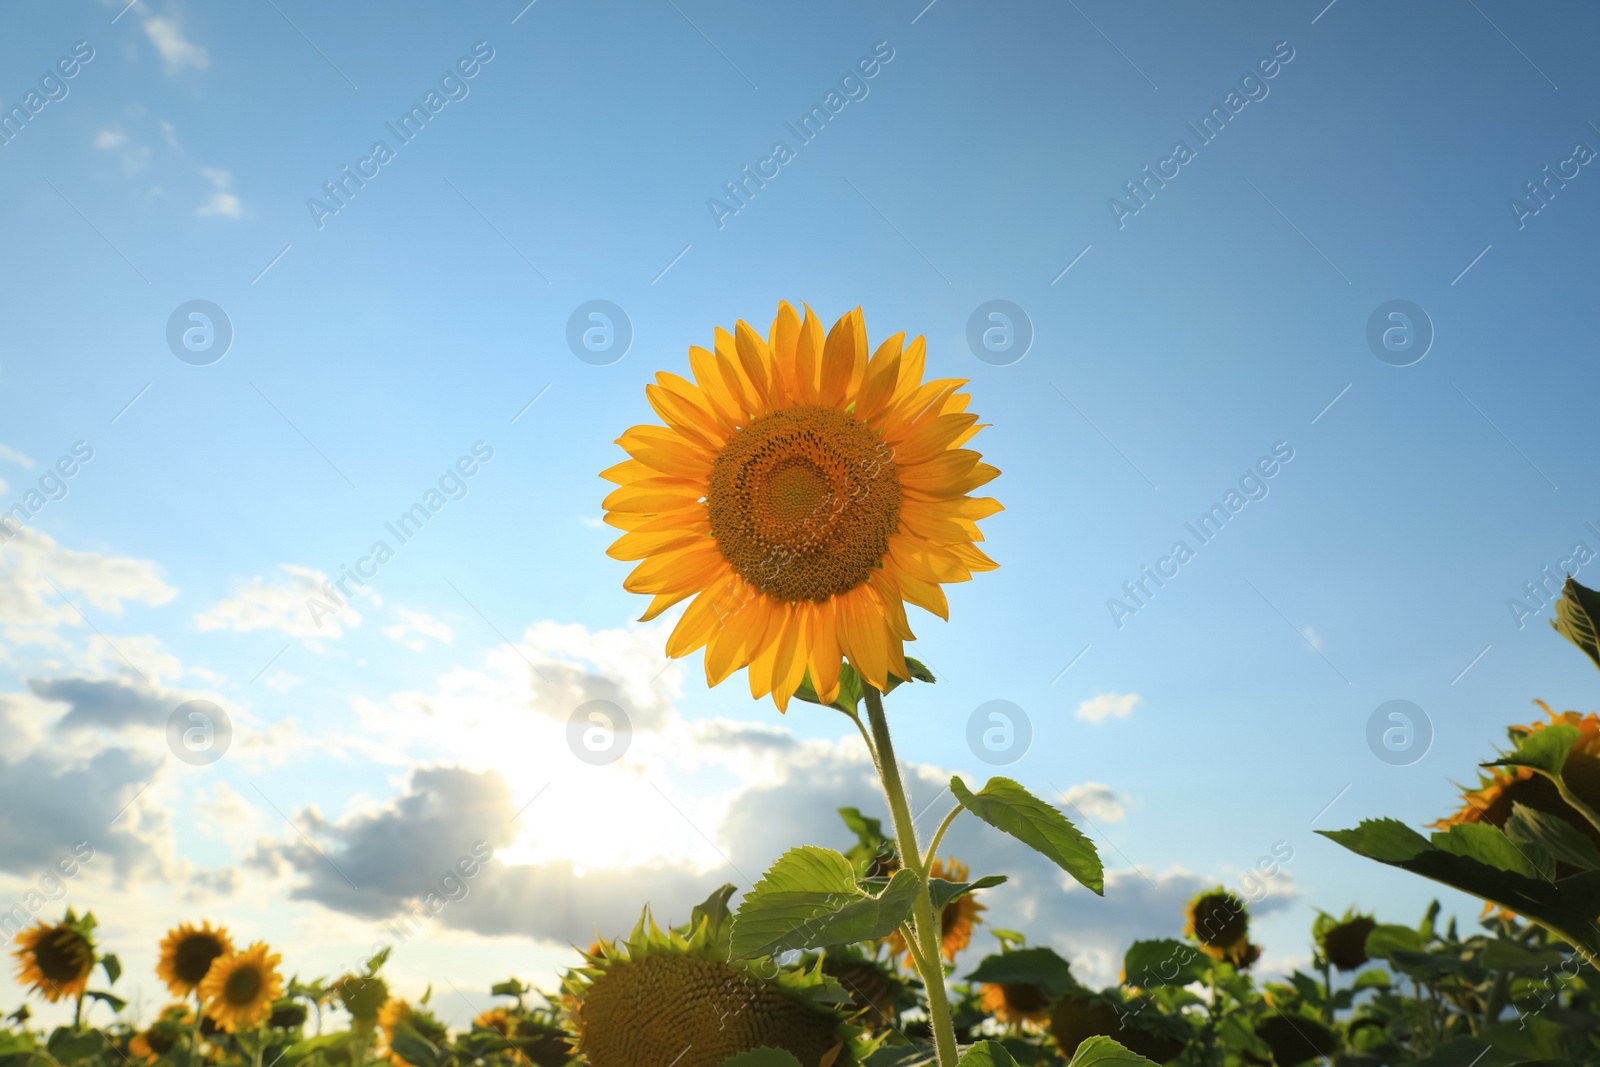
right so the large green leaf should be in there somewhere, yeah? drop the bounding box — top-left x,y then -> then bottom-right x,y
729,846 -> 921,959
950,776 -> 1102,894
861,874 -> 1008,913
966,946 -> 1078,996
388,1027 -> 441,1067
1506,802 -> 1600,871
1551,576 -> 1600,672
98,955 -> 120,986
717,1051 -> 805,1067
1320,819 -> 1600,957
1430,822 -> 1545,878
1065,1036 -> 1162,1067
955,1042 -> 1021,1066
793,659 -> 936,714
1122,938 -> 1209,989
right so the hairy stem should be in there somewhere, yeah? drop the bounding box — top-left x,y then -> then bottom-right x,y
863,684 -> 959,1067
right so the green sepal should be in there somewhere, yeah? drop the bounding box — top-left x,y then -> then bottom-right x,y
794,658 -> 935,714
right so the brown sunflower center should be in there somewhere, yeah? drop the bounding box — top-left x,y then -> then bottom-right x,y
34,928 -> 90,984
224,964 -> 263,1006
1000,983 -> 1052,1014
707,406 -> 900,603
174,934 -> 226,985
1190,894 -> 1247,948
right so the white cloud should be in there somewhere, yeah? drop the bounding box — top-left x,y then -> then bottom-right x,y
1303,626 -> 1324,651
94,128 -> 127,150
93,124 -> 152,176
143,16 -> 209,73
382,608 -> 453,652
262,670 -> 302,693
197,167 -> 240,219
0,445 -> 35,468
1076,691 -> 1140,724
195,564 -> 358,639
0,528 -> 177,649
1059,781 -> 1126,824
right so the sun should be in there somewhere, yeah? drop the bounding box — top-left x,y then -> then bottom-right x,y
603,302 -> 1000,710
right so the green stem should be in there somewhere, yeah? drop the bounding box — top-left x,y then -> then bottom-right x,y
72,994 -> 82,1030
862,685 -> 959,1067
189,991 -> 204,1067
922,805 -> 963,872
1321,958 -> 1334,1023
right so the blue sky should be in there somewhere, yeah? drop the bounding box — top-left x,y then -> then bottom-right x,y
2,0 -> 1599,1028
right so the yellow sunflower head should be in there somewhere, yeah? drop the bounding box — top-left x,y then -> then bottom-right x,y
887,857 -> 985,966
979,981 -> 1054,1030
12,914 -> 96,1002
472,1007 -> 513,1037
157,921 -> 234,997
333,973 -> 389,1026
128,1005 -> 191,1065
1184,889 -> 1249,959
197,942 -> 283,1033
562,907 -> 868,1067
1435,702 -> 1600,847
604,302 -> 1000,710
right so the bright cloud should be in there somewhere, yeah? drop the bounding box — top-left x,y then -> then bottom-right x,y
144,16 -> 210,72
195,564 -> 357,639
1076,691 -> 1141,724
1059,781 -> 1127,824
382,608 -> 453,652
197,167 -> 241,218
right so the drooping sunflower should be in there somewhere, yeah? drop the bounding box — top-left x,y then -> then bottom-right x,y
1434,703 -> 1600,847
979,982 -> 1053,1030
1253,1013 -> 1339,1066
12,917 -> 95,1002
129,1005 -> 192,1065
888,857 -> 985,966
562,907 -> 869,1067
379,999 -> 450,1067
1317,912 -> 1376,972
604,302 -> 1000,710
1049,993 -> 1185,1063
1183,889 -> 1249,961
333,973 -> 389,1027
197,942 -> 283,1033
473,1008 -> 513,1038
821,947 -> 913,1032
157,921 -> 234,997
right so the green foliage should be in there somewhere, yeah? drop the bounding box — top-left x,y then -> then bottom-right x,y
955,1040 -> 1021,1066
794,658 -> 936,715
1551,575 -> 1600,671
949,777 -> 1103,894
729,846 -> 922,959
1062,1036 -> 1159,1067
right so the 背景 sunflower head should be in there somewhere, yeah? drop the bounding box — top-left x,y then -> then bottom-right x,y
198,942 -> 283,1033
561,906 -> 870,1067
1048,992 -> 1186,1063
1183,888 -> 1249,960
819,945 -> 915,1032
979,981 -> 1054,1031
129,1004 -> 193,1064
333,973 -> 390,1027
1433,702 -> 1600,847
157,921 -> 234,997
887,857 -> 985,967
1315,910 -> 1376,972
12,912 -> 96,1002
603,302 -> 1001,711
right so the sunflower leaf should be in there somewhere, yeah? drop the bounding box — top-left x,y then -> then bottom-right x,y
1551,577 -> 1600,672
966,945 -> 1078,996
717,1050 -> 805,1067
1487,724 -> 1600,835
1122,938 -> 1208,990
949,776 -> 1103,895
729,846 -> 921,959
1506,802 -> 1600,871
99,954 -> 120,986
927,874 -> 1006,912
956,1040 -> 1022,1066
1064,1035 -> 1163,1067
84,991 -> 126,1013
1430,822 -> 1547,879
389,1026 -> 442,1067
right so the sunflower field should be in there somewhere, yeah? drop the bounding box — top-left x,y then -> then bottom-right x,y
7,306 -> 1600,1067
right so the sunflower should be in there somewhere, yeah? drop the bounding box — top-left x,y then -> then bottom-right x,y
198,942 -> 283,1033
980,982 -> 1053,1030
1049,994 -> 1184,1063
1254,1013 -> 1339,1066
1434,703 -> 1600,848
604,302 -> 1001,710
157,921 -> 234,997
1183,889 -> 1249,960
12,918 -> 95,1002
379,999 -> 449,1067
888,858 -> 985,966
333,973 -> 389,1026
821,948 -> 911,1032
1318,914 -> 1376,972
562,908 -> 867,1067
129,1006 -> 191,1065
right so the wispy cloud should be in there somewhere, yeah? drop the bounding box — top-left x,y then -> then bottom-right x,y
144,15 -> 210,73
1076,691 -> 1140,724
197,167 -> 240,218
